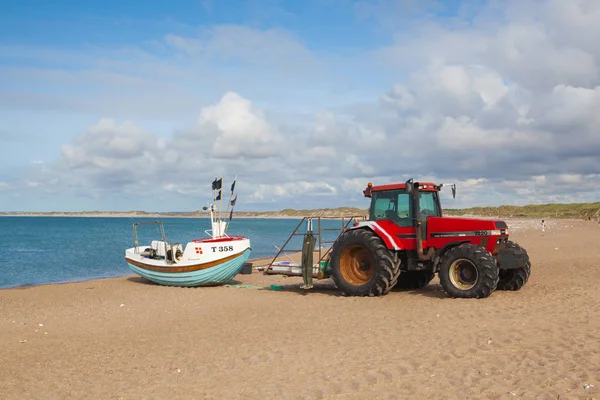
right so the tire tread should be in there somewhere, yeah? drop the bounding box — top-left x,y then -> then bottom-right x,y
497,240 -> 531,291
438,243 -> 499,298
330,229 -> 401,297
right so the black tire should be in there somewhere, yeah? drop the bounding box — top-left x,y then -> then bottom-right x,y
497,241 -> 531,291
394,271 -> 435,290
330,229 -> 400,296
438,243 -> 499,298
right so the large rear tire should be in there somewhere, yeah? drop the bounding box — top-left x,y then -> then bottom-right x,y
438,243 -> 499,298
330,229 -> 400,296
394,270 -> 435,290
497,240 -> 531,291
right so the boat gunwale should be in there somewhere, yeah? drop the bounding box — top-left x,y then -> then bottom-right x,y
192,236 -> 248,243
125,248 -> 251,273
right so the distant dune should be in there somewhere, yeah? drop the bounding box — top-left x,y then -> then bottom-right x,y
1,202 -> 599,219
445,202 -> 600,220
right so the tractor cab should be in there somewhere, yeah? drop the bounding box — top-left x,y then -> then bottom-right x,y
363,180 -> 447,229
362,179 -> 457,250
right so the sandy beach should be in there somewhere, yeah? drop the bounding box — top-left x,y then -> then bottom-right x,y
1,218 -> 599,399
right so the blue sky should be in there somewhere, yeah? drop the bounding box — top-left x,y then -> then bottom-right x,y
1,0 -> 599,212
1,0 -> 467,48
1,0 -> 379,52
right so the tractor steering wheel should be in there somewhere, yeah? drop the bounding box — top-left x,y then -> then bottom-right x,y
385,210 -> 397,220
421,210 -> 433,218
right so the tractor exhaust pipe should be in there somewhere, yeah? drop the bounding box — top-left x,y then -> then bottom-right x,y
405,178 -> 435,261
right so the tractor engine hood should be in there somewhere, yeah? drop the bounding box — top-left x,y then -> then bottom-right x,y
427,216 -> 508,237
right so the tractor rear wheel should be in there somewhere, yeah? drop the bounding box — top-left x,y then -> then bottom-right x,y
329,229 -> 400,296
394,271 -> 435,290
438,243 -> 499,298
497,241 -> 531,291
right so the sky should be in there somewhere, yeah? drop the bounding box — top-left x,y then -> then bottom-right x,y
1,0 -> 599,212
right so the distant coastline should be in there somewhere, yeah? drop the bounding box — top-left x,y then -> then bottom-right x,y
0,207 -> 367,219
1,202 -> 599,219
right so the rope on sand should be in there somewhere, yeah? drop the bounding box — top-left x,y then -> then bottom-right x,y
226,284 -> 265,289
225,284 -> 284,290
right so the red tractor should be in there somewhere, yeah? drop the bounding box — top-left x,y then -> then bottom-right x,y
328,179 -> 531,298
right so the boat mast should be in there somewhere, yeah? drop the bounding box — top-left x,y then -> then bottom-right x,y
218,175 -> 224,222
224,175 -> 237,222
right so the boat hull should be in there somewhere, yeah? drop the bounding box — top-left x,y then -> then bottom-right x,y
126,248 -> 252,287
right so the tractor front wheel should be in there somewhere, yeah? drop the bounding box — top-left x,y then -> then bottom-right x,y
497,240 -> 531,291
329,229 -> 400,296
438,243 -> 499,298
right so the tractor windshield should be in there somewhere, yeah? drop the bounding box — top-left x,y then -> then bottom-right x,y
369,189 -> 442,227
419,192 -> 441,218
369,189 -> 412,227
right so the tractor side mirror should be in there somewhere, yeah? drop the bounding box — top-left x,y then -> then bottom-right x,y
439,182 -> 457,198
405,178 -> 414,194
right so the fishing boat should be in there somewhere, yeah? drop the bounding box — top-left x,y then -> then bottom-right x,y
124,177 -> 252,287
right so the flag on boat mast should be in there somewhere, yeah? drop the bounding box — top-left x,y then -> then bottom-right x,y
224,176 -> 236,211
225,175 -> 238,223
229,195 -> 238,220
211,176 -> 224,218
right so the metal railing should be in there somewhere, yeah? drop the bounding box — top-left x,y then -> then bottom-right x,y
131,220 -> 179,264
132,220 -> 167,253
264,215 -> 367,279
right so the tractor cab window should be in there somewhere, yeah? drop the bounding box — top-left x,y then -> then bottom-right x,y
369,190 -> 412,227
419,192 -> 441,218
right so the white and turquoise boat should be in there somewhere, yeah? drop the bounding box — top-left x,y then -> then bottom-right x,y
124,177 -> 251,287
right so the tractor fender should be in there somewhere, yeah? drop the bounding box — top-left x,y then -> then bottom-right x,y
345,221 -> 402,250
433,240 -> 471,268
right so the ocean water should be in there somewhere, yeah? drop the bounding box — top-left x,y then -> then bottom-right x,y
0,216 -> 349,289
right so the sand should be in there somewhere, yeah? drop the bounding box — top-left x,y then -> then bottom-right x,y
1,218 -> 599,399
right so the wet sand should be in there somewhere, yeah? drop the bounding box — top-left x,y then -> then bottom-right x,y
1,218 -> 599,399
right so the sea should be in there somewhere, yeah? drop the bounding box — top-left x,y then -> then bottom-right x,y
0,216 -> 348,289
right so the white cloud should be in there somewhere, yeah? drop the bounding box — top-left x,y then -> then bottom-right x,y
164,34 -> 202,55
200,25 -> 317,69
381,84 -> 416,110
198,91 -> 284,159
248,181 -> 338,202
374,0 -> 600,92
535,85 -> 600,130
436,115 -> 540,150
60,118 -> 160,171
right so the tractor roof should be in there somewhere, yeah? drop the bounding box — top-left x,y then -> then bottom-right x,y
370,182 -> 439,192
363,181 -> 440,197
